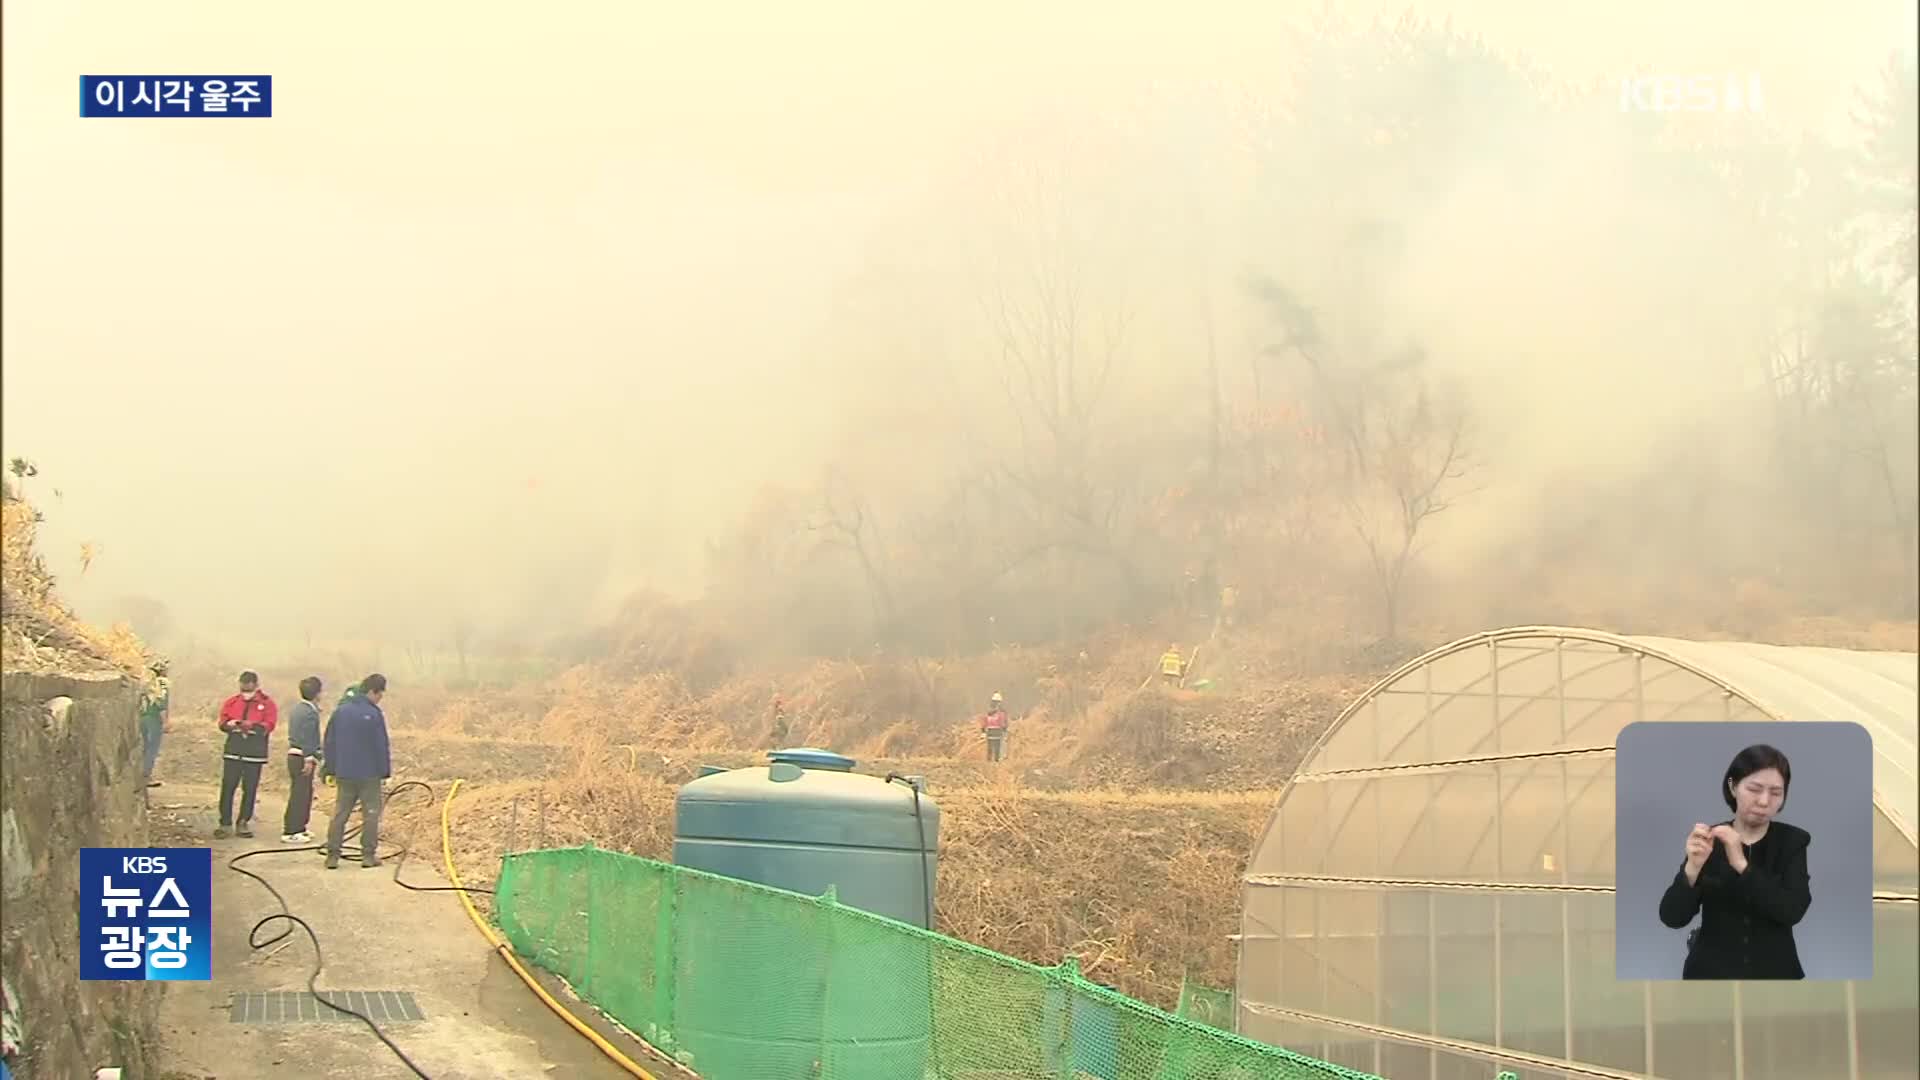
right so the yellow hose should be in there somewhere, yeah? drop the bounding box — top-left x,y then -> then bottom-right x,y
440,779 -> 664,1080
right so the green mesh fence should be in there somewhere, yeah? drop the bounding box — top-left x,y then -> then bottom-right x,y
1173,979 -> 1236,1030
495,846 -> 1380,1080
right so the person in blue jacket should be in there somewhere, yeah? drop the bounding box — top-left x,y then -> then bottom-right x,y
322,673 -> 392,869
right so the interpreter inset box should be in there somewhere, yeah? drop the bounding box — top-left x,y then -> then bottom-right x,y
1614,721 -> 1874,981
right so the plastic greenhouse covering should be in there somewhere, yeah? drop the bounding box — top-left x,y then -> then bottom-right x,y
1237,627 -> 1917,1080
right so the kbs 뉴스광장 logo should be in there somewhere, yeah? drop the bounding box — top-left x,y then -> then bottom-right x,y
79,848 -> 212,981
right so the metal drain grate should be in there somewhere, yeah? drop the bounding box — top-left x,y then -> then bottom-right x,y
228,990 -> 425,1024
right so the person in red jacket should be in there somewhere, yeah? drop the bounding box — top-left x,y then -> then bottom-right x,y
214,670 -> 278,839
979,692 -> 1010,762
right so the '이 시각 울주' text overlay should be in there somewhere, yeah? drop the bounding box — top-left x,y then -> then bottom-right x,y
81,76 -> 272,117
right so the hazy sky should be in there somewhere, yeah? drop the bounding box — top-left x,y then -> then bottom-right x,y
3,1 -> 1913,651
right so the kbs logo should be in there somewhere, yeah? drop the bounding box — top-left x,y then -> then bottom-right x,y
79,847 -> 212,981
1619,73 -> 1765,114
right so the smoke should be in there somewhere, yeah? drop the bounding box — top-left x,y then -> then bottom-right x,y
3,2 -> 1913,658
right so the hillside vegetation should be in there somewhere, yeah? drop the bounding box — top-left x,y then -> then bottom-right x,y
153,592 -> 1915,1010
1,482 -> 152,678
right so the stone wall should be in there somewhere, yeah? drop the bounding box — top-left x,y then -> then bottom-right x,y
1,671 -> 162,1079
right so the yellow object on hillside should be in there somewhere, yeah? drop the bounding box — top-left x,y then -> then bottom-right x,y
1159,646 -> 1184,678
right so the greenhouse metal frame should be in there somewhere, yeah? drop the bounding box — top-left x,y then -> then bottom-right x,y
1236,626 -> 1918,1080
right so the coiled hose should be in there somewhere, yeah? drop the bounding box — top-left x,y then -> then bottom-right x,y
225,780 -> 488,1079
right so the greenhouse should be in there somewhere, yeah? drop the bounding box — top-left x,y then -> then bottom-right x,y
1236,626 -> 1917,1080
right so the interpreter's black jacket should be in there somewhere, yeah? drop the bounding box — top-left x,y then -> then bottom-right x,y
1658,820 -> 1811,980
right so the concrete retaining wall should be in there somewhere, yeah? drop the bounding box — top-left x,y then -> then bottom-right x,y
1,670 -> 162,1078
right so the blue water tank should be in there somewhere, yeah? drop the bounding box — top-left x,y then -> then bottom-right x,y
671,749 -> 941,1078
672,747 -> 940,927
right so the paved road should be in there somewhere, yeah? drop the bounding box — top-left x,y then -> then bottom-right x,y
148,781 -> 673,1080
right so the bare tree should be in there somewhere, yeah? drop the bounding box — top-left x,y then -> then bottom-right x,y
1792,274 -> 1919,612
808,469 -> 898,636
450,617 -> 475,677
1854,53 -> 1918,291
1254,278 -> 1477,639
402,641 -> 431,682
970,151 -> 1151,629
1339,376 -> 1473,640
117,593 -> 176,643
1849,55 -> 1920,609
979,174 -> 1129,532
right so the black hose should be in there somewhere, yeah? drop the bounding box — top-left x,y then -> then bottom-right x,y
240,910 -> 430,1078
224,778 -> 495,1080
883,772 -> 934,931
885,772 -> 943,1078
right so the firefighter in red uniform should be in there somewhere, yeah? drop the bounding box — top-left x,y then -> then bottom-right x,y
979,692 -> 1011,762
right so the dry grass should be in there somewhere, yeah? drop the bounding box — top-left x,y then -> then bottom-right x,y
932,783 -> 1269,1005
1,486 -> 152,678
386,597 -> 1919,1014
141,519 -> 1919,1022
1747,615 -> 1918,652
405,642 -> 1366,796
420,763 -> 1271,1011
1475,570 -> 1920,654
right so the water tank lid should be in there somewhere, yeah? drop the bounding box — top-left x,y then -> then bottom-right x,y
768,747 -> 856,772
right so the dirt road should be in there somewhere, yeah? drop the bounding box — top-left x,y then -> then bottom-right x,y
146,780 -> 672,1080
